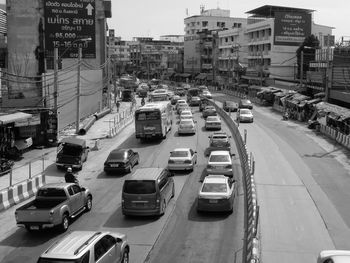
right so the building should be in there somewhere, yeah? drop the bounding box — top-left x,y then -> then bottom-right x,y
129,37 -> 183,80
243,5 -> 333,86
160,35 -> 184,43
3,0 -> 111,132
184,7 -> 244,76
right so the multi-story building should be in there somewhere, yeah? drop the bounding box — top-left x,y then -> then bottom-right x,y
184,7 -> 244,76
3,0 -> 111,131
160,35 -> 184,43
243,5 -> 333,85
129,37 -> 183,79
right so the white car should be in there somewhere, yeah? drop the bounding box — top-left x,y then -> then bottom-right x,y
180,110 -> 193,120
178,104 -> 191,114
317,250 -> 350,263
205,116 -> 221,130
168,148 -> 197,172
197,175 -> 236,213
202,90 -> 212,99
237,109 -> 254,123
206,150 -> 233,177
175,100 -> 187,111
178,119 -> 196,135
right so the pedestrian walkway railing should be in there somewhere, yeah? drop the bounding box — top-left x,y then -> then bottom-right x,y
0,153 -> 47,191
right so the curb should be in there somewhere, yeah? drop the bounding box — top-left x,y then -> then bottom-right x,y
0,173 -> 45,212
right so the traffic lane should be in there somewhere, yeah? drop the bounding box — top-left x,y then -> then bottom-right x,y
213,93 -> 339,260
0,112 -> 194,263
145,109 -> 245,263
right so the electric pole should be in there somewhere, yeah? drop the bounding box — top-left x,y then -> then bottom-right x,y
300,50 -> 304,86
53,48 -> 58,114
75,47 -> 82,134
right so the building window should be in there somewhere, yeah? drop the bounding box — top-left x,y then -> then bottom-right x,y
202,21 -> 208,27
225,37 -> 228,42
231,36 -> 234,42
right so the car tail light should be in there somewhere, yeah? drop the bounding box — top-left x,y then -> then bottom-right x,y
168,160 -> 175,164
207,165 -> 213,169
184,160 -> 191,164
225,165 -> 232,169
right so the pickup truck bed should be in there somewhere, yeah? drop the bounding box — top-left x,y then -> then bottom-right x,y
18,198 -> 67,210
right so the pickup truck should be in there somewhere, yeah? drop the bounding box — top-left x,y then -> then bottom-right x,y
56,137 -> 89,171
15,183 -> 92,232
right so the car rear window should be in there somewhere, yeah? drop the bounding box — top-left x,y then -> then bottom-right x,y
202,183 -> 227,193
240,109 -> 251,114
123,180 -> 156,194
37,188 -> 67,197
171,151 -> 189,157
109,151 -> 126,159
209,155 -> 230,162
213,135 -> 227,139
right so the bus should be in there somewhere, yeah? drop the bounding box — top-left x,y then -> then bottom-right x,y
135,101 -> 173,140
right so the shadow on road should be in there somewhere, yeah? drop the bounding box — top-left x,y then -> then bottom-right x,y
187,197 -> 230,223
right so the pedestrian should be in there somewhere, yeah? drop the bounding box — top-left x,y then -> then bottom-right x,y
116,100 -> 120,113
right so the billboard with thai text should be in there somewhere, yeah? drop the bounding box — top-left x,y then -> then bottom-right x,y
274,12 -> 311,46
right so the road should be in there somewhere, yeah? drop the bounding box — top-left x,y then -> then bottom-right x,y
0,102 -> 244,263
213,93 -> 350,262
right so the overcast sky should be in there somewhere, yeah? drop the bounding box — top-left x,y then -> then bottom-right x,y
108,0 -> 348,42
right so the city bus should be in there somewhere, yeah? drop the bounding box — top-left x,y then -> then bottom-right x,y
135,101 -> 173,140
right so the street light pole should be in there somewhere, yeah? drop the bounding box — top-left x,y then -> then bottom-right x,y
53,48 -> 58,115
75,47 -> 82,134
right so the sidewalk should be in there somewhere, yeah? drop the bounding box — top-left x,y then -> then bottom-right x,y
0,101 -> 132,191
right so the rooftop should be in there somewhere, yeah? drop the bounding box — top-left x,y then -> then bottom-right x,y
246,5 -> 314,17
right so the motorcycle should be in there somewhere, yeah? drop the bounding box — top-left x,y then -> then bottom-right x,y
0,158 -> 14,176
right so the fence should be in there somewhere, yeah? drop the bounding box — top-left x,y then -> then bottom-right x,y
107,107 -> 135,138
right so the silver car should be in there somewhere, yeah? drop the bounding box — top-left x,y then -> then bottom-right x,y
205,116 -> 221,130
168,148 -> 197,172
178,119 -> 196,135
206,150 -> 234,177
237,108 -> 254,123
197,175 -> 236,213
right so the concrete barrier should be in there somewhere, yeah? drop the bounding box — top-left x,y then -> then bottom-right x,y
0,173 -> 45,212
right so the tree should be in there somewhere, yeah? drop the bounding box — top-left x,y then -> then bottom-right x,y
296,35 -> 320,80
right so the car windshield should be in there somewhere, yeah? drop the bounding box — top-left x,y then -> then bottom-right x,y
209,154 -> 230,162
242,100 -> 251,104
181,111 -> 191,116
226,101 -> 235,106
205,106 -> 215,111
37,259 -> 78,263
202,183 -> 227,193
171,151 -> 189,157
240,109 -> 251,114
123,180 -> 156,194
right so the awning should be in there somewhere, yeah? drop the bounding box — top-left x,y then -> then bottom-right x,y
315,102 -> 350,121
0,112 -> 33,125
179,73 -> 191,78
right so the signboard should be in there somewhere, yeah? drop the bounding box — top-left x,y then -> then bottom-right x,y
44,0 -> 96,58
274,12 -> 311,46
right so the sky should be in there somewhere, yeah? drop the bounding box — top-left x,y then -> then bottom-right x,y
108,0 -> 349,42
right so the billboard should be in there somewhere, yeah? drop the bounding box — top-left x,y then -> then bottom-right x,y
44,0 -> 96,58
274,12 -> 311,46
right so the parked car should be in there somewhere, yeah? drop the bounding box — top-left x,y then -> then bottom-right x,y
189,96 -> 201,106
205,116 -> 221,130
56,137 -> 89,170
197,175 -> 236,213
317,250 -> 350,263
202,106 -> 217,118
208,132 -> 231,151
104,148 -> 139,174
15,183 -> 92,232
238,99 -> 253,109
122,167 -> 175,216
37,231 -> 129,263
237,108 -> 254,123
171,95 -> 181,105
206,150 -> 234,177
178,119 -> 196,135
168,148 -> 197,172
223,100 -> 238,112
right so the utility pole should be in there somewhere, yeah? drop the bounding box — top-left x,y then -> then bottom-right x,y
300,50 -> 304,86
53,48 -> 58,115
260,51 -> 263,87
75,47 -> 82,134
325,34 -> 331,102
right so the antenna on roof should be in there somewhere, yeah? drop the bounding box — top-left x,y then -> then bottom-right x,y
200,4 -> 205,14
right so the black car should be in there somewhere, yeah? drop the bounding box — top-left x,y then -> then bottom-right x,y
175,87 -> 186,96
104,148 -> 139,174
238,99 -> 253,109
223,100 -> 238,112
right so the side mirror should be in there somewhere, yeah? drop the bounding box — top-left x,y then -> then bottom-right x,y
231,153 -> 236,157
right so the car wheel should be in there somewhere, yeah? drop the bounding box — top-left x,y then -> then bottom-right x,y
85,196 -> 92,212
121,248 -> 129,263
135,157 -> 139,165
160,200 -> 166,216
60,214 -> 69,232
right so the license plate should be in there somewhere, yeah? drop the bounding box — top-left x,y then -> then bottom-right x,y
209,199 -> 218,204
215,166 -> 224,170
30,226 -> 39,230
110,164 -> 119,167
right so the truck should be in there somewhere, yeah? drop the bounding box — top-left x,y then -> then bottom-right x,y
15,183 -> 92,232
56,137 -> 89,171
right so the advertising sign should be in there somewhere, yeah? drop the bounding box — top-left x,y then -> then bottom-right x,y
274,12 -> 311,46
44,0 -> 96,58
